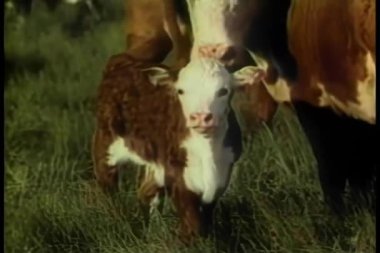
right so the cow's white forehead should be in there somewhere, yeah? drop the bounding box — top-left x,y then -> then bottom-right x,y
177,58 -> 231,88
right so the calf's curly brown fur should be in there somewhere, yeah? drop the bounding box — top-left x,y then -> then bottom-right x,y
92,53 -> 217,243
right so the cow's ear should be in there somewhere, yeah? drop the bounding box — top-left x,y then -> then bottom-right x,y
232,66 -> 266,88
142,67 -> 174,86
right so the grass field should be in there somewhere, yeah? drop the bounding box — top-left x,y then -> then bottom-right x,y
4,1 -> 375,252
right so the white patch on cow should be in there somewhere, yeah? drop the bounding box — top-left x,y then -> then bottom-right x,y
107,137 -> 145,166
181,128 -> 235,203
317,52 -> 375,124
107,137 -> 165,187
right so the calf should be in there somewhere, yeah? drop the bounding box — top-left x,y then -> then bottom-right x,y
92,53 -> 261,242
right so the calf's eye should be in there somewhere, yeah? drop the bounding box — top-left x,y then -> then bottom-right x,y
217,88 -> 229,97
177,89 -> 184,95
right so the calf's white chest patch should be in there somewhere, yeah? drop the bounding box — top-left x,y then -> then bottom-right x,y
181,131 -> 235,203
107,137 -> 165,187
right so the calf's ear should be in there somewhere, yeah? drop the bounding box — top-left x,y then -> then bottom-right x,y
142,67 -> 174,86
232,66 -> 266,89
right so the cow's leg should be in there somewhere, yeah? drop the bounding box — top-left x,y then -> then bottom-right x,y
317,162 -> 347,214
294,101 -> 376,214
92,128 -> 119,192
125,0 -> 173,63
170,179 -> 202,244
347,164 -> 376,213
344,121 -> 376,212
293,102 -> 347,214
162,0 -> 192,69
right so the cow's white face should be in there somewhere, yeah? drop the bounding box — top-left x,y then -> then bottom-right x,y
144,59 -> 265,136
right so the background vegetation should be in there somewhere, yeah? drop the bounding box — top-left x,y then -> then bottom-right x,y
5,1 -> 375,252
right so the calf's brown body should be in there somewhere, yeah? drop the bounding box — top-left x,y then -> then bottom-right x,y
92,53 -> 238,243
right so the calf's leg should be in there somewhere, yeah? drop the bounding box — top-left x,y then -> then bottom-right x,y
137,168 -> 166,227
170,179 -> 202,244
92,128 -> 119,192
137,168 -> 165,212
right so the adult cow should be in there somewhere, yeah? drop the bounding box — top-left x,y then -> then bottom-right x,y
183,0 -> 376,214
93,51 -> 264,243
123,0 -> 277,131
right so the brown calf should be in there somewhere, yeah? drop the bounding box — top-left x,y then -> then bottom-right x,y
92,53 -> 254,243
92,53 -> 191,241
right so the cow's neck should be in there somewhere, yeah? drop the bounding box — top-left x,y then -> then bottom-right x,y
188,119 -> 228,150
181,111 -> 236,203
187,0 -> 231,50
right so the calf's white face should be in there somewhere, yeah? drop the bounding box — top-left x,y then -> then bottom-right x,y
144,59 -> 266,136
175,59 -> 232,135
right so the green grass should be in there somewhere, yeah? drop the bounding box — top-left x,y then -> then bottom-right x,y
5,2 -> 375,252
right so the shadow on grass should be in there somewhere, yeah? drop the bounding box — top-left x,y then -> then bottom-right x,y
211,197 -> 261,252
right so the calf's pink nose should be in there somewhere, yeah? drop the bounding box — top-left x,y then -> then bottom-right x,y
189,112 -> 214,126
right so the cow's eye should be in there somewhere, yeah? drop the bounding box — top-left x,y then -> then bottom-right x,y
217,88 -> 229,97
177,89 -> 184,95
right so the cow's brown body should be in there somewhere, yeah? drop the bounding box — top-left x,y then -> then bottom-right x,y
245,0 -> 376,213
287,0 -> 375,120
124,0 -> 191,69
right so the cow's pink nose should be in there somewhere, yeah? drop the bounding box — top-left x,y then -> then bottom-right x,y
199,44 -> 236,63
189,113 -> 214,126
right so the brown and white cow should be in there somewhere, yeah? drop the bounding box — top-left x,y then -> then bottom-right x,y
181,0 -> 376,214
123,0 -> 276,132
92,52 -> 261,242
